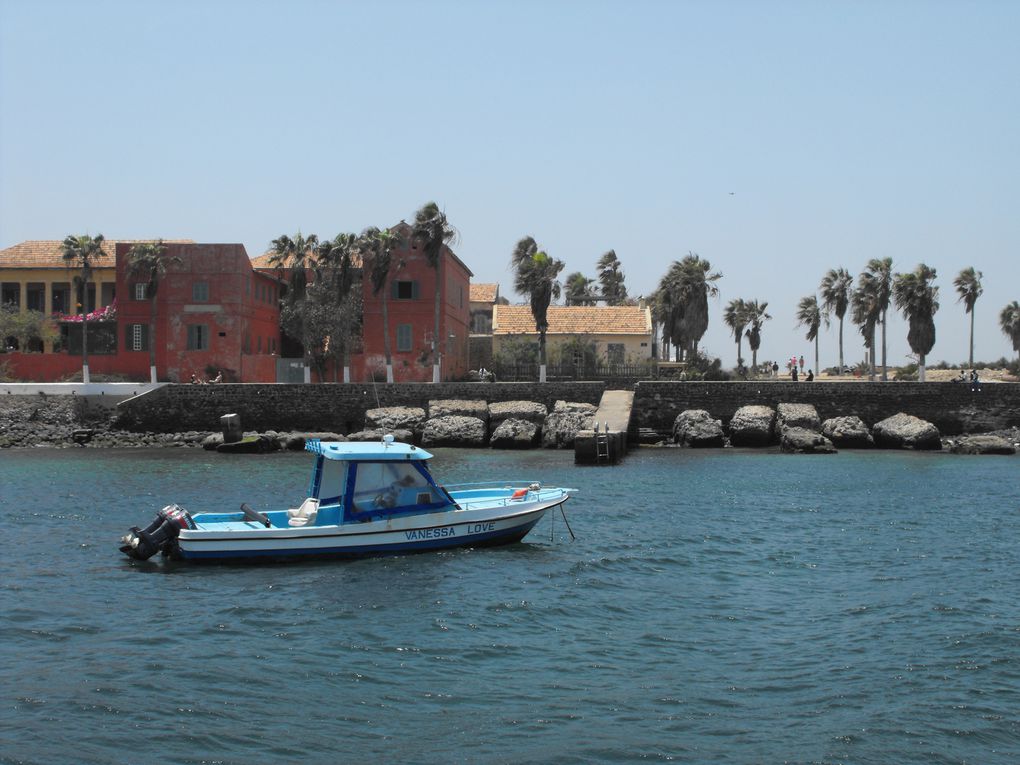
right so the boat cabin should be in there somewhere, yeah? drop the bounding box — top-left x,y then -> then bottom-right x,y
299,438 -> 452,526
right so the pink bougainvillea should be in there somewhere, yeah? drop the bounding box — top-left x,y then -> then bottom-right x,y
57,298 -> 117,323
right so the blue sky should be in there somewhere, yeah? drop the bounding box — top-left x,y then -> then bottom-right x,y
2,0 -> 1017,368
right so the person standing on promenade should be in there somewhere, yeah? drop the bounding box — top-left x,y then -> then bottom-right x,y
773,361 -> 779,378
799,355 -> 805,372
792,366 -> 799,382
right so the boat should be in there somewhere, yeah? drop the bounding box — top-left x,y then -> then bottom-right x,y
120,436 -> 577,562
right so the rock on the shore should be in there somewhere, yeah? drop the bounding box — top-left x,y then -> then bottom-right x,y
422,416 -> 487,447
777,403 -> 821,432
949,435 -> 1016,455
542,401 -> 596,449
201,432 -> 224,450
728,405 -> 776,446
821,416 -> 874,448
780,427 -> 837,454
672,409 -> 725,447
364,406 -> 427,436
872,413 -> 942,450
346,428 -> 414,443
488,400 -> 548,427
428,399 -> 489,425
489,418 -> 540,448
279,432 -> 347,450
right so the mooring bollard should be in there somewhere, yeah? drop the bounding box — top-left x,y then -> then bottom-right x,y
220,413 -> 243,443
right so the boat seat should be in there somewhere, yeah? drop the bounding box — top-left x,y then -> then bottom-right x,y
287,497 -> 319,527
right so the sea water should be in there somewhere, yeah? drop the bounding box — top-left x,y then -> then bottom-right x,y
1,447 -> 1018,764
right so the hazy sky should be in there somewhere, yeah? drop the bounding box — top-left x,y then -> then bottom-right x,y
2,0 -> 1017,368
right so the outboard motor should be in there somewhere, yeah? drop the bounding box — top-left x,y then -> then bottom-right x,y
120,504 -> 196,560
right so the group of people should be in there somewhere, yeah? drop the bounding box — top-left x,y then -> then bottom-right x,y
190,371 -> 223,384
952,369 -> 980,384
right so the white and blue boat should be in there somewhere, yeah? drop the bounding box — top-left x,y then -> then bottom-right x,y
120,436 -> 577,562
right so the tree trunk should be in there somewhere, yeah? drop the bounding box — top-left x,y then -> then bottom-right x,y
919,352 -> 926,382
880,309 -> 888,381
81,278 -> 90,383
736,336 -> 742,368
382,290 -> 393,383
149,293 -> 158,384
539,330 -> 547,383
432,263 -> 442,383
969,308 -> 975,369
814,334 -> 819,379
838,316 -> 845,370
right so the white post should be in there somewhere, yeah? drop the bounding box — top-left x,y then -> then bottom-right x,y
303,365 -> 311,384
343,366 -> 350,383
432,363 -> 440,383
539,364 -> 547,383
82,363 -> 90,384
149,365 -> 157,384
386,363 -> 394,384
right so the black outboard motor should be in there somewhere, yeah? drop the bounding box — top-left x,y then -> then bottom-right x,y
120,504 -> 196,560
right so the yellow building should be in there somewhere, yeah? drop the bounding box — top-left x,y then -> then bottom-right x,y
0,239 -> 190,351
492,304 -> 654,365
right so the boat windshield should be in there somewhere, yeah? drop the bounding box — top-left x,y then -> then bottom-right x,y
350,461 -> 445,516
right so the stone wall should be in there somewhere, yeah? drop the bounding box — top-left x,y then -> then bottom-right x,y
114,381 -> 607,433
632,381 -> 1020,436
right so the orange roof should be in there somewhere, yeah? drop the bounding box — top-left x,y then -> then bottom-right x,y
251,250 -> 364,270
470,283 -> 499,303
493,305 -> 652,336
0,239 -> 192,269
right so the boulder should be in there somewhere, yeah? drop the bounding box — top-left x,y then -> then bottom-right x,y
949,435 -> 1016,455
872,413 -> 942,450
488,400 -> 548,427
422,416 -> 487,447
280,432 -> 347,450
727,405 -> 776,446
672,409 -> 725,447
489,418 -> 540,449
364,406 -> 427,436
542,401 -> 597,449
428,399 -> 489,425
201,432 -> 224,451
777,403 -> 821,432
346,428 -> 414,443
780,427 -> 837,454
821,416 -> 874,448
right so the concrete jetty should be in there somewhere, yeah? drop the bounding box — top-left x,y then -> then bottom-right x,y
574,389 -> 634,464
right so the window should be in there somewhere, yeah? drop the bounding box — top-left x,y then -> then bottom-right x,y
351,462 -> 442,514
134,282 -> 147,300
396,324 -> 413,352
392,280 -> 419,300
192,282 -> 209,302
126,323 -> 148,351
187,324 -> 209,351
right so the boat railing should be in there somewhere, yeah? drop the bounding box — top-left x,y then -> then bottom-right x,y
441,481 -> 576,511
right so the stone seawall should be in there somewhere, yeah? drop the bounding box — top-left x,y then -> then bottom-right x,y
632,381 -> 1020,437
114,382 -> 607,433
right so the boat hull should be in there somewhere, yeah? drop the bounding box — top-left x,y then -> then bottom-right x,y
175,501 -> 560,561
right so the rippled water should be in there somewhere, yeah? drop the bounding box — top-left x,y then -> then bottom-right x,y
1,447 -> 1019,764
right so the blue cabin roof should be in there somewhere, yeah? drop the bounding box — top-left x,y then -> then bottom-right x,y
306,438 -> 433,462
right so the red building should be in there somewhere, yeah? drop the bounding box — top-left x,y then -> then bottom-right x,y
252,221 -> 473,382
0,240 -> 280,382
115,243 -> 281,382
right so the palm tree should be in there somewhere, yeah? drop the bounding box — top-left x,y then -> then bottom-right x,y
564,272 -> 597,306
1000,301 -> 1020,361
60,233 -> 106,383
511,236 -> 564,382
954,267 -> 983,368
269,232 -> 319,383
126,239 -> 182,383
820,268 -> 853,371
412,202 -> 458,383
723,298 -> 748,369
314,233 -> 359,382
893,263 -> 939,382
654,254 -> 721,362
743,300 -> 770,372
596,249 -> 628,305
796,295 -> 825,377
852,273 -> 882,381
360,227 -> 404,383
864,258 -> 893,380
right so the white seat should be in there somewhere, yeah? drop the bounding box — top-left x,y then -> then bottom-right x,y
287,497 -> 319,527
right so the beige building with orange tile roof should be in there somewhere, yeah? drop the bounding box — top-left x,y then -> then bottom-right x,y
492,304 -> 654,364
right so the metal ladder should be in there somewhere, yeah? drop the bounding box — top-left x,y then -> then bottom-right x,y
594,421 -> 611,463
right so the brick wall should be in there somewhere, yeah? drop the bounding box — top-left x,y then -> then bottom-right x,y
114,381 -> 607,432
632,381 -> 1020,436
